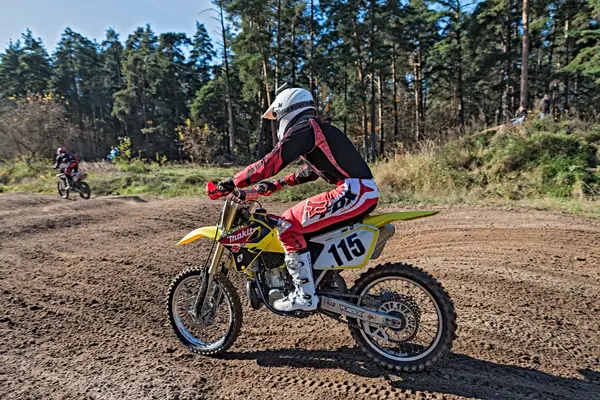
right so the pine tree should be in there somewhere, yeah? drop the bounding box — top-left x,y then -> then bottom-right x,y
3,1 -> 600,162
404,0 -> 438,141
520,0 -> 530,110
19,30 -> 52,96
113,25 -> 160,155
215,0 -> 237,158
153,32 -> 192,157
190,22 -> 216,95
101,29 -> 124,99
0,41 -> 24,97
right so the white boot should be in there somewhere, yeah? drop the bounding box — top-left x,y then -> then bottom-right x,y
273,250 -> 318,312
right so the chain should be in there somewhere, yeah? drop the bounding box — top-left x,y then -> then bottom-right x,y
316,290 -> 361,300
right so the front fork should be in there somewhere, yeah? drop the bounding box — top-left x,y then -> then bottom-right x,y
193,199 -> 239,319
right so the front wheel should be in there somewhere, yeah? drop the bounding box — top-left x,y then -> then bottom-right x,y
348,263 -> 457,372
78,182 -> 91,199
167,269 -> 242,355
57,180 -> 69,199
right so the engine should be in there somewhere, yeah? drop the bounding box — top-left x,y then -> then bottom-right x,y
264,268 -> 289,303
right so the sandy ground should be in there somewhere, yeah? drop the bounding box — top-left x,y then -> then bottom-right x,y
0,193 -> 599,400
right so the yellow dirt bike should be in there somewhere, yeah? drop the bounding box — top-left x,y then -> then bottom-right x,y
167,184 -> 456,372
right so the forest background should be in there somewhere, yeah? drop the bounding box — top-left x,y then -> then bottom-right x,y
0,0 -> 598,215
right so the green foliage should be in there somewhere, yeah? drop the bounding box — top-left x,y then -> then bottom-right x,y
0,159 -> 239,198
117,136 -> 132,160
0,30 -> 52,98
375,121 -> 600,203
1,122 -> 598,219
115,158 -> 150,173
2,2 -> 600,163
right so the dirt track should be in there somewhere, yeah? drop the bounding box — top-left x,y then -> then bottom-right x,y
1,193 -> 599,400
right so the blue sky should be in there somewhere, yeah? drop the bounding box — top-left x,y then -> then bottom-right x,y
0,0 -> 219,52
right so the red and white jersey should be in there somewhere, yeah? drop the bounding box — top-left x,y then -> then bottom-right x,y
233,118 -> 373,188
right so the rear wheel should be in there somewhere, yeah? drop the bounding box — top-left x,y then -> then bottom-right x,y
348,263 -> 456,372
57,180 -> 69,199
78,182 -> 91,199
167,269 -> 242,355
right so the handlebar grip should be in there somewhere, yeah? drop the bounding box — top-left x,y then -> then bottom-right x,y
232,189 -> 246,200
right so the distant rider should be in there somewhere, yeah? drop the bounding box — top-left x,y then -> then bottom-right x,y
215,84 -> 378,312
53,147 -> 79,189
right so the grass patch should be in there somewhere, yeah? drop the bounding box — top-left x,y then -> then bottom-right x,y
373,120 -> 599,207
0,160 -> 238,198
0,120 -> 598,218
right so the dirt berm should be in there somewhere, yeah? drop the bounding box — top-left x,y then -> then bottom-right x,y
1,193 -> 599,399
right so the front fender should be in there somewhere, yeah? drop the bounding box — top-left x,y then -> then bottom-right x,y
177,226 -> 222,246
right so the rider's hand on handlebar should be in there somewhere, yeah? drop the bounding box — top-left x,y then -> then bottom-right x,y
230,188 -> 259,202
217,178 -> 235,193
207,179 -> 235,200
254,180 -> 282,196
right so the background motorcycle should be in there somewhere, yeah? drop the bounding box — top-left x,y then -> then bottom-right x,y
56,171 -> 91,200
167,183 -> 456,372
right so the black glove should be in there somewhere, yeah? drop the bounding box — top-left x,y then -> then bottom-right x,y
217,178 -> 235,194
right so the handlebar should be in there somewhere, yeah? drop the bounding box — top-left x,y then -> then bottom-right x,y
206,181 -> 261,202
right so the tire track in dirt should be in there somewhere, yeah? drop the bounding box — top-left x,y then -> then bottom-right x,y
1,194 -> 599,399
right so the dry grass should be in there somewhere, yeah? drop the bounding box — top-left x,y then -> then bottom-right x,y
373,141 -> 468,203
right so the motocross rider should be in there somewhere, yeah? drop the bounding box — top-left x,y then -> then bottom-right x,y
217,84 -> 378,312
53,147 -> 79,189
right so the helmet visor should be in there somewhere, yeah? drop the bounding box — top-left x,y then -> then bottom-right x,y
262,104 -> 276,120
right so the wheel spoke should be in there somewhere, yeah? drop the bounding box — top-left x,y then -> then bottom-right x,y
171,274 -> 234,351
356,272 -> 445,363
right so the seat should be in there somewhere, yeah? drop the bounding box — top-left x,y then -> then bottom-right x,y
363,211 -> 440,227
303,204 -> 377,240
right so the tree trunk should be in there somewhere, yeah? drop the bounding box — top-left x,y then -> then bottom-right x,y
352,15 -> 368,158
563,10 -> 570,112
548,23 -> 557,118
257,92 -> 265,157
219,0 -> 235,159
275,0 -> 281,90
262,55 -> 278,146
343,70 -> 348,136
519,0 -> 530,111
392,44 -> 399,142
548,21 -> 555,94
378,71 -> 384,156
413,50 -> 424,142
370,74 -> 376,162
291,16 -> 296,84
309,0 -> 318,110
455,12 -> 465,130
369,0 -> 376,162
500,2 -> 511,122
362,112 -> 368,159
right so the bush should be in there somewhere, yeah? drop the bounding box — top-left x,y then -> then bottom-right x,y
116,159 -> 151,173
0,94 -> 76,159
371,120 -> 599,202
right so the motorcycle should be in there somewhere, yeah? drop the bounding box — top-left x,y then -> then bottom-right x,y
56,171 -> 91,200
167,182 -> 456,372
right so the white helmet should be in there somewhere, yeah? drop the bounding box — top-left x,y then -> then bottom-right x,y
263,83 -> 316,140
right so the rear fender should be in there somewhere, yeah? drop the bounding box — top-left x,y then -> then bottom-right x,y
363,211 -> 439,228
177,226 -> 221,246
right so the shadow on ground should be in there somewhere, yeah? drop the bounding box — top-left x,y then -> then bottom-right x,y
223,347 -> 599,400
